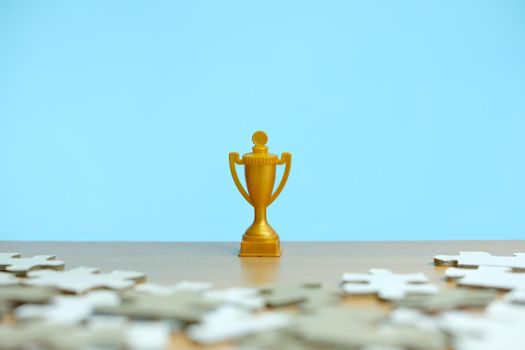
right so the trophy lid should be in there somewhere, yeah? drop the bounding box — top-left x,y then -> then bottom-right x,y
242,131 -> 279,165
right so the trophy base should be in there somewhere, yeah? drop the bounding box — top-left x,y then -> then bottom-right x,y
238,240 -> 282,257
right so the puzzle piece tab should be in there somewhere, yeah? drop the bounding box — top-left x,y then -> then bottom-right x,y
341,269 -> 438,300
434,251 -> 525,270
0,252 -> 65,276
24,266 -> 145,294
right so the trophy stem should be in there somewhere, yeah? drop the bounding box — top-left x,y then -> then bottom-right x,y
239,203 -> 281,257
253,206 -> 267,225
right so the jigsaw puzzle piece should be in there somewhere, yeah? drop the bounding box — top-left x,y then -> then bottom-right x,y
388,308 -> 441,332
0,272 -> 19,286
0,252 -> 65,276
24,266 -> 145,294
259,282 -> 319,307
237,330 -> 303,350
0,285 -> 58,316
187,305 -> 290,344
120,321 -> 172,350
341,269 -> 438,300
96,290 -> 218,324
88,316 -> 172,350
394,289 -> 497,312
446,266 -> 525,290
505,289 -> 525,305
203,287 -> 265,310
440,301 -> 525,350
388,304 -> 523,350
135,281 -> 212,295
239,308 -> 364,350
434,251 -> 525,270
259,282 -> 341,309
292,306 -> 446,350
0,323 -> 126,350
16,290 -> 120,324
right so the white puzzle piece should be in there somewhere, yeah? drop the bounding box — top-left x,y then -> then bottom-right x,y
434,251 -> 525,269
0,272 -> 19,286
291,306 -> 446,350
440,301 -> 525,350
16,290 -> 120,324
341,269 -> 438,300
124,321 -> 172,350
0,322 -> 125,350
203,287 -> 264,310
446,266 -> 525,290
24,266 -> 145,294
88,316 -> 172,350
393,289 -> 496,312
187,305 -> 290,344
485,299 -> 525,321
391,301 -> 525,350
0,253 -> 65,275
135,281 -> 211,295
505,289 -> 525,304
95,290 -> 217,324
388,308 -> 440,331
0,286 -> 59,316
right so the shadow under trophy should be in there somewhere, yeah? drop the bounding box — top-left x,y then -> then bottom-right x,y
229,131 -> 292,257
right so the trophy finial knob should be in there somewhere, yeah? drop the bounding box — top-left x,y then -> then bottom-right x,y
252,131 -> 268,153
252,131 -> 268,146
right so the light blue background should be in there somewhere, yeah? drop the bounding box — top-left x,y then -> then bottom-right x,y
1,1 -> 524,241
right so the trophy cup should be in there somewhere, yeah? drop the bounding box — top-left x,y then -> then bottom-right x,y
229,131 -> 292,257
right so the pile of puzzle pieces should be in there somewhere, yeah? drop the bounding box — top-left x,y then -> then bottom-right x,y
1,250 -> 524,349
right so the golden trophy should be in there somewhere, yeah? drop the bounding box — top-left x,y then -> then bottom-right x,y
229,131 -> 292,257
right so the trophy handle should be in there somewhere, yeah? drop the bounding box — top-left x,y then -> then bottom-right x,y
229,152 -> 253,206
268,152 -> 292,206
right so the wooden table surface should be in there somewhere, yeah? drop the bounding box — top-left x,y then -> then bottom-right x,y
2,240 -> 524,349
2,240 -> 524,287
